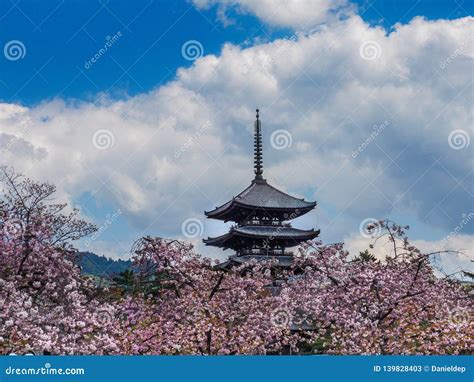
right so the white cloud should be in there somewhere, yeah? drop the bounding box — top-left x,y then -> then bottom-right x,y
344,232 -> 473,278
192,0 -> 353,29
1,15 -> 473,265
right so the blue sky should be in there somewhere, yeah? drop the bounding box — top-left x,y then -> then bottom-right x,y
1,0 -> 473,275
1,0 -> 471,105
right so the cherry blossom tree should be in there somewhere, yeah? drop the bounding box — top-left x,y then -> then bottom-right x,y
117,237 -> 298,354
0,169 -> 119,355
1,169 -> 471,355
280,221 -> 473,354
119,223 -> 472,355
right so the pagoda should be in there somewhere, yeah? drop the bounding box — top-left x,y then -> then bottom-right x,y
203,109 -> 319,268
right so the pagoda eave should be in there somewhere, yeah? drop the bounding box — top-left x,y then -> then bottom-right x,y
204,178 -> 317,223
203,226 -> 320,249
205,200 -> 317,222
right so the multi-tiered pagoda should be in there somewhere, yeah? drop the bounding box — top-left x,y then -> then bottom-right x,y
204,109 -> 319,268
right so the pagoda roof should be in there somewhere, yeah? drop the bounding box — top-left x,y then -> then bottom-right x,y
204,225 -> 319,248
205,178 -> 316,221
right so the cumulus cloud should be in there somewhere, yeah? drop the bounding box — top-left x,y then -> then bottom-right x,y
1,14 -> 473,272
192,0 -> 353,29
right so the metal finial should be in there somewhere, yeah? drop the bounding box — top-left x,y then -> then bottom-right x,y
254,108 -> 263,180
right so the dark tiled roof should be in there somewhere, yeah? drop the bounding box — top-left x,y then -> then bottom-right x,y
204,225 -> 319,246
205,179 -> 316,218
234,225 -> 318,238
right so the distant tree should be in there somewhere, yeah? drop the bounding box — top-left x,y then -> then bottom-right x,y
77,252 -> 131,278
113,269 -> 136,292
355,249 -> 377,262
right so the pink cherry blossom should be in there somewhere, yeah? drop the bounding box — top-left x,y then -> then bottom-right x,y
1,168 -> 472,355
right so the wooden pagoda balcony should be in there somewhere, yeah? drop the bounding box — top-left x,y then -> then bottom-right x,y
237,248 -> 294,257
236,221 -> 292,228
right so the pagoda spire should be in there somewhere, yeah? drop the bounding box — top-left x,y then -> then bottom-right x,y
254,108 -> 264,180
